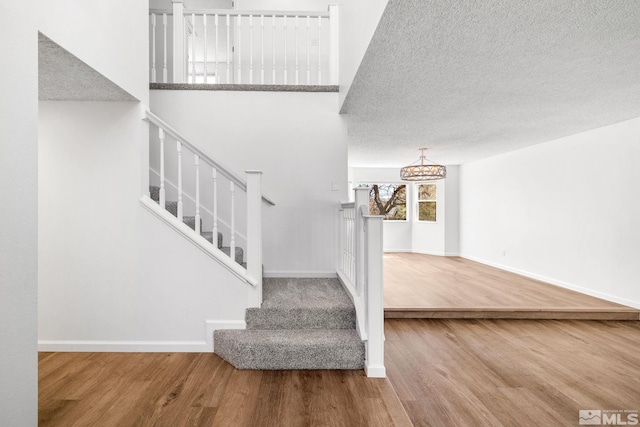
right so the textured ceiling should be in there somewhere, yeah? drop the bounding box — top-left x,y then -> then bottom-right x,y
38,33 -> 136,101
342,0 -> 640,167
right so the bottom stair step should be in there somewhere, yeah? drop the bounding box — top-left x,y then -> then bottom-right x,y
214,329 -> 364,370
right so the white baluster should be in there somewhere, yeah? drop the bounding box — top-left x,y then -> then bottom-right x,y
203,14 -> 208,83
163,13 -> 168,83
260,15 -> 264,84
318,16 -> 322,84
226,15 -> 230,83
272,15 -> 276,84
249,15 -> 253,84
212,168 -> 218,241
214,14 -> 219,83
151,14 -> 157,83
283,17 -> 288,84
195,154 -> 201,234
159,128 -> 166,209
176,141 -> 184,222
188,22 -> 193,83
191,14 -> 196,83
237,15 -> 242,83
306,16 -> 311,84
329,5 -> 338,85
295,15 -> 299,85
230,181 -> 236,262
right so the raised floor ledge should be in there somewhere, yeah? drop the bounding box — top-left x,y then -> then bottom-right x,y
150,83 -> 339,92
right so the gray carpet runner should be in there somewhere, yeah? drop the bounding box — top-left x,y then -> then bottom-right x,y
214,278 -> 365,370
149,185 -> 244,266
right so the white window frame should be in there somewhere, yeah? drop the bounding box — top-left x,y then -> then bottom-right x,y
415,182 -> 437,223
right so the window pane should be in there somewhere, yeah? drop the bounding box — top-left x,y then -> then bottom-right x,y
368,184 -> 406,220
418,183 -> 436,200
418,201 -> 436,221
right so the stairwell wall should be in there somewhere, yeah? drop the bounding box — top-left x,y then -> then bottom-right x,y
459,117 -> 640,309
150,90 -> 348,277
38,101 -> 249,351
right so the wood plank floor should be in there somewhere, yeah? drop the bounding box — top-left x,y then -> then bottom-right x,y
384,253 -> 639,319
385,318 -> 640,427
39,318 -> 640,426
38,352 -> 412,427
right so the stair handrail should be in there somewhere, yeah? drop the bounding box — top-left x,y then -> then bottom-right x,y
144,110 -> 275,206
337,187 -> 385,378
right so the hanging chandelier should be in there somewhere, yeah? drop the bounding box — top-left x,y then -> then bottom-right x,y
400,148 -> 447,181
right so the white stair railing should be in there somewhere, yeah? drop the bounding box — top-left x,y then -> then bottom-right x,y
149,4 -> 339,85
337,186 -> 385,378
142,111 -> 273,306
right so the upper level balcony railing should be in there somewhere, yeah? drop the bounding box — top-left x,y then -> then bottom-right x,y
150,2 -> 338,86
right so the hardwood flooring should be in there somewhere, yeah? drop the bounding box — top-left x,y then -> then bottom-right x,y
38,352 -> 412,427
385,318 -> 640,427
39,319 -> 640,426
384,253 -> 639,319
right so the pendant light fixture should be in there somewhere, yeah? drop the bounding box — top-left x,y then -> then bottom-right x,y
400,148 -> 447,181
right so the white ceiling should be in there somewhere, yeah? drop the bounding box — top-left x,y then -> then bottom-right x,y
342,0 -> 640,167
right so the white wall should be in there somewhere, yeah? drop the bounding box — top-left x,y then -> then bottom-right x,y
338,0 -> 388,108
39,101 -> 250,351
39,0 -> 149,103
150,90 -> 348,276
444,166 -> 460,255
350,166 -> 458,255
0,3 -> 38,425
460,118 -> 640,308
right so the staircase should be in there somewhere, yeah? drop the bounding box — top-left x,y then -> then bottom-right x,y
149,185 -> 245,267
214,278 -> 365,370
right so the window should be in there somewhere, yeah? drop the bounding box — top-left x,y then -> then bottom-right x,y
367,184 -> 407,221
417,183 -> 437,222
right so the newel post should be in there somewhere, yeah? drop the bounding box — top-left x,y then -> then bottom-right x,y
172,0 -> 186,83
354,186 -> 369,296
364,215 -> 385,378
246,171 -> 263,308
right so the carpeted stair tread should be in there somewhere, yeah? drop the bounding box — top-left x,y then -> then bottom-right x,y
150,185 -> 160,202
166,201 -> 178,217
221,246 -> 244,265
147,186 -> 246,264
247,278 -> 356,329
201,231 -> 225,248
214,329 -> 364,370
264,278 -> 353,309
183,216 -> 203,232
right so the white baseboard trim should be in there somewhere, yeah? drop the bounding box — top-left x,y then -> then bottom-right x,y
459,253 -> 640,310
365,364 -> 386,378
411,249 -> 446,256
384,250 -> 460,257
205,320 -> 246,352
38,340 -> 208,352
263,271 -> 338,278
